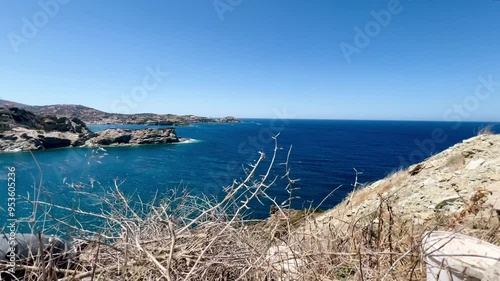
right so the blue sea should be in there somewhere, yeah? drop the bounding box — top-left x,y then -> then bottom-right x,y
0,119 -> 498,231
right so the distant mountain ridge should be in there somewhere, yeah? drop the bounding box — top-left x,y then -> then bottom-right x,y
0,100 -> 240,126
0,99 -> 28,107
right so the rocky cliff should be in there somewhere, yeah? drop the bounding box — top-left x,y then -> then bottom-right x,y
0,107 -> 90,134
0,107 -> 180,152
84,128 -> 179,147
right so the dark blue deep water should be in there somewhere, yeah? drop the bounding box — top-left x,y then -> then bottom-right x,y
0,119 -> 498,231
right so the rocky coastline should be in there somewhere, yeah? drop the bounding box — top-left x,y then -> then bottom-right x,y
0,107 -> 181,152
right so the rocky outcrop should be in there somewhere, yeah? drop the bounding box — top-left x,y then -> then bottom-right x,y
216,116 -> 241,123
85,128 -> 179,147
0,127 -> 90,152
0,107 -> 92,134
1,127 -> 180,152
41,115 -> 91,134
0,107 -> 39,131
0,107 -> 181,152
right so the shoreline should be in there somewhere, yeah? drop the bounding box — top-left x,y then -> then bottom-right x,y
0,137 -> 197,154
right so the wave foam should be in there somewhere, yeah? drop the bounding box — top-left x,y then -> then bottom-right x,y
176,138 -> 201,144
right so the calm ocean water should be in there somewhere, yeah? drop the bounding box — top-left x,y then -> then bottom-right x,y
0,119 -> 498,230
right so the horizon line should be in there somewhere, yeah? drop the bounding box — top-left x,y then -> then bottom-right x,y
237,118 -> 500,123
2,101 -> 499,124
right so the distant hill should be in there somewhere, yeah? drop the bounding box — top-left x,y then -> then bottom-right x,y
0,100 -> 240,125
23,104 -> 116,123
0,99 -> 28,107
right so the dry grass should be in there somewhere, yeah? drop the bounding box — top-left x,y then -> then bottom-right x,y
2,138 -> 500,280
347,169 -> 408,207
477,125 -> 496,136
264,185 -> 500,280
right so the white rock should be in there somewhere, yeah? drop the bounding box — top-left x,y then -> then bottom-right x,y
267,245 -> 304,281
490,174 -> 500,181
484,159 -> 500,170
485,182 -> 500,211
370,180 -> 384,189
423,178 -> 437,187
466,159 -> 486,170
435,196 -> 463,210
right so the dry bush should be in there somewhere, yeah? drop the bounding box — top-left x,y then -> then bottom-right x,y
2,137 -> 499,281
1,136 -> 300,280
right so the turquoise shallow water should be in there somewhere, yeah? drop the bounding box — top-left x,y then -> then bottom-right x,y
0,119 -> 498,231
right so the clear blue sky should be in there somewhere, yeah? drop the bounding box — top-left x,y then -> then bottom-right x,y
0,0 -> 499,120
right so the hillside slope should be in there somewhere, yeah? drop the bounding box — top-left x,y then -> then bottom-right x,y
312,133 -> 500,229
0,99 -> 27,107
265,133 -> 500,280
